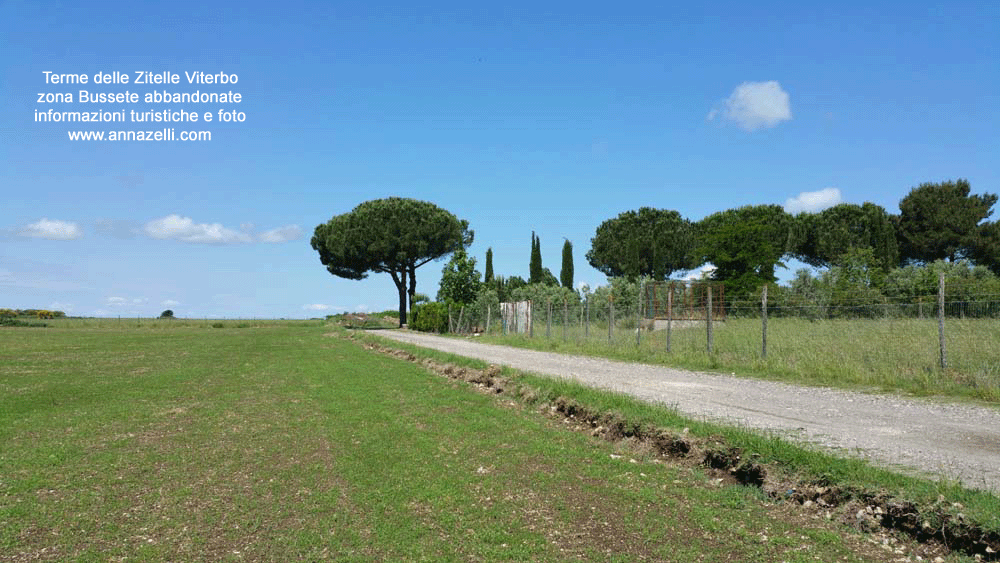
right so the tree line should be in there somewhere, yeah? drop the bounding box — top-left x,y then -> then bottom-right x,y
0,309 -> 66,319
310,179 -> 998,328
586,179 -> 998,300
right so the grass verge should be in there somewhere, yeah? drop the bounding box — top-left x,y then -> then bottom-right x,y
356,328 -> 1000,560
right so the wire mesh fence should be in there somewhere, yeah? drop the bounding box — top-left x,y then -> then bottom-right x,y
444,276 -> 1000,389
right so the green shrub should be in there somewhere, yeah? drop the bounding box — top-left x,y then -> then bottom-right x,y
410,302 -> 448,333
0,317 -> 47,327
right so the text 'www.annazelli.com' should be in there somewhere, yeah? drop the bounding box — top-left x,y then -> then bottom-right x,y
66,129 -> 212,141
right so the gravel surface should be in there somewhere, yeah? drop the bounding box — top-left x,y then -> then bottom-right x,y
375,330 -> 1000,493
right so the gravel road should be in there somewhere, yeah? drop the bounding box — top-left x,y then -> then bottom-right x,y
374,330 -> 1000,493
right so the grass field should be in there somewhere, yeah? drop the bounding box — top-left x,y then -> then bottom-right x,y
31,317 -> 318,329
478,318 -> 1000,402
1,320 -> 972,561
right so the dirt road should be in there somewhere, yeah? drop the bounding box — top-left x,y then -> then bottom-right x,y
374,330 -> 1000,492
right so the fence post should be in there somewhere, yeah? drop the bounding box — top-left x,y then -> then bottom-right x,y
563,298 -> 568,342
486,303 -> 491,335
448,303 -> 453,333
585,297 -> 590,339
529,301 -> 534,338
761,283 -> 768,359
636,282 -> 642,347
706,285 -> 714,354
666,283 -> 673,353
939,272 -> 947,369
546,300 -> 551,339
578,297 -> 583,340
608,296 -> 614,344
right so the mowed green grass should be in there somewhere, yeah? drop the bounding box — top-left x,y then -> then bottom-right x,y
481,318 -> 1000,402
2,323 -> 894,561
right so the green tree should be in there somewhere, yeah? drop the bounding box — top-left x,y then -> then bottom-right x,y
883,260 -> 1000,316
437,249 -> 482,305
586,207 -> 694,280
311,197 -> 473,326
492,275 -> 507,302
484,247 -> 494,285
588,276 -> 642,320
779,268 -> 831,317
410,302 -> 449,333
826,247 -> 887,289
495,275 -> 528,302
510,282 -> 580,321
540,267 -> 559,287
529,232 -> 544,284
970,221 -> 1000,275
897,179 -> 997,263
560,239 -> 574,289
695,204 -> 793,299
159,309 -> 175,319
793,203 -> 899,272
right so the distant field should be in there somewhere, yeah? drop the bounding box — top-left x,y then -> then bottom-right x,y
1,321 -> 914,561
38,317 -> 320,329
480,317 -> 1000,402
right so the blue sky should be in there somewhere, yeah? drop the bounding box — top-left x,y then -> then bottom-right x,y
2,0 -> 998,318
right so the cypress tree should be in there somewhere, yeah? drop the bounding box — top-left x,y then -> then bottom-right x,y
484,247 -> 494,285
530,232 -> 543,284
560,239 -> 574,289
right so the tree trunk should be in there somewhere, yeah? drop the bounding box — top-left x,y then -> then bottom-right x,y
407,265 -> 417,312
390,270 -> 408,327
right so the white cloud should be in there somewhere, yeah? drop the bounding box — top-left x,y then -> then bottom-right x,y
144,214 -> 253,244
19,218 -> 84,240
106,296 -> 127,305
142,215 -> 302,245
302,303 -> 339,312
684,264 -> 717,281
259,225 -> 302,243
162,299 -> 180,307
710,81 -> 792,131
784,187 -> 842,213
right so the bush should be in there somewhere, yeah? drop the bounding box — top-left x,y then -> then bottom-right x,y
0,317 -> 47,327
410,302 -> 448,333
